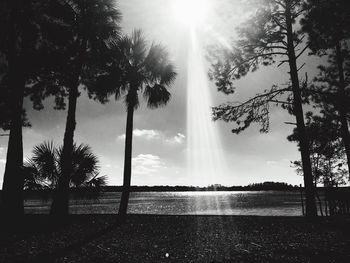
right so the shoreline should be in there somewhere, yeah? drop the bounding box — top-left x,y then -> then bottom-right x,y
1,214 -> 350,262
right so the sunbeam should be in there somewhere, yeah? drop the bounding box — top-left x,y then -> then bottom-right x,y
186,28 -> 230,190
172,0 -> 211,26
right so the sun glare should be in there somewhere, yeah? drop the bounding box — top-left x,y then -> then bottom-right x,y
172,0 -> 211,26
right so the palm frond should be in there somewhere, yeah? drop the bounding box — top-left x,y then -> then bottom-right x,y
144,84 -> 171,109
160,63 -> 177,86
89,29 -> 177,112
117,35 -> 133,60
58,0 -> 80,16
31,141 -> 58,183
144,43 -> 177,85
144,43 -> 167,79
89,70 -> 125,103
70,143 -> 100,187
84,174 -> 108,188
130,29 -> 147,67
56,144 -> 64,178
26,141 -> 105,190
23,159 -> 49,190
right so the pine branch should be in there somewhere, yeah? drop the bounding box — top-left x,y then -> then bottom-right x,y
212,86 -> 292,134
226,87 -> 291,109
272,16 -> 287,31
227,52 -> 287,76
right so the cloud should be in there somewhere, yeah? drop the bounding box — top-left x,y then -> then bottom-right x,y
134,129 -> 162,140
165,133 -> 186,145
117,134 -> 125,140
132,154 -> 165,175
117,129 -> 186,145
117,129 -> 161,141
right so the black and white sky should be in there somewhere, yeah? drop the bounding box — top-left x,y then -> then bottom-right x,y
0,0 -> 326,187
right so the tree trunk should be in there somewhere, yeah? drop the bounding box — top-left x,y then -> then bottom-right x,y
1,67 -> 25,218
285,1 -> 317,218
118,103 -> 135,217
50,81 -> 79,217
335,41 -> 350,180
50,38 -> 86,218
1,6 -> 25,217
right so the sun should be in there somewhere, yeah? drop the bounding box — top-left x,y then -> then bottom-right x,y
172,0 -> 211,27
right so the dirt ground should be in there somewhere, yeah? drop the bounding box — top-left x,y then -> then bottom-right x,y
1,215 -> 350,262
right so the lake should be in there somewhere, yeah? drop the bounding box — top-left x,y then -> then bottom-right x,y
24,191 -> 309,216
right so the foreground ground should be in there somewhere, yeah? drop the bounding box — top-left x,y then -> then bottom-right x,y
0,215 -> 350,262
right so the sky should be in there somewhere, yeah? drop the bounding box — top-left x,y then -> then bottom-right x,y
0,0 -> 327,187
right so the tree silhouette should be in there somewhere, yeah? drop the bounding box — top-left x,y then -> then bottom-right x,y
301,0 -> 350,179
89,30 -> 177,217
49,0 -> 121,217
209,0 -> 317,217
0,76 -> 30,132
23,141 -> 107,191
288,111 -> 348,187
0,0 -> 67,217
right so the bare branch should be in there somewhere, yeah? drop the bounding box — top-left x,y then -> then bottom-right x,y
270,100 -> 293,105
269,45 -> 288,50
277,59 -> 289,67
297,63 -> 306,72
294,35 -> 305,49
296,45 -> 309,60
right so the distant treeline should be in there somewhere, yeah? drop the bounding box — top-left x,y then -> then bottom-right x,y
10,181 -> 301,193
103,182 -> 300,192
2,182 -> 349,196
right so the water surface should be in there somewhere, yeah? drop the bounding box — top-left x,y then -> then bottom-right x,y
24,191 -> 305,216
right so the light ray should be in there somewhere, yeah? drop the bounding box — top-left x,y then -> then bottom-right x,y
186,28 -> 231,213
171,0 -> 211,26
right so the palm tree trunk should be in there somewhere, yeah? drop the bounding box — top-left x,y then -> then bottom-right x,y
50,81 -> 79,217
1,67 -> 25,217
118,104 -> 134,217
335,41 -> 350,181
285,1 -> 317,218
50,38 -> 87,217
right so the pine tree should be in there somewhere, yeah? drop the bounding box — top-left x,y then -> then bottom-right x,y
209,0 -> 317,217
301,0 -> 350,179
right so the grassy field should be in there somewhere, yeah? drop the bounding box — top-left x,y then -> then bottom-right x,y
1,215 -> 350,262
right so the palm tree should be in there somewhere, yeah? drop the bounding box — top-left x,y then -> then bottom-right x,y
24,141 -> 107,191
50,0 -> 121,217
90,30 -> 177,216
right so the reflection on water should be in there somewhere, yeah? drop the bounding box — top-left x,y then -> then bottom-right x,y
24,191 -> 305,216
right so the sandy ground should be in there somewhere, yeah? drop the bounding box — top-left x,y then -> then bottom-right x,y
1,215 -> 350,262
